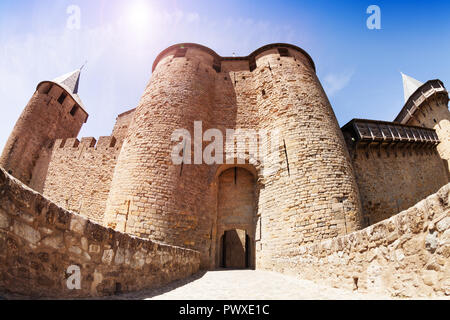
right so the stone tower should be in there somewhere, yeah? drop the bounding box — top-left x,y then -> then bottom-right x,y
103,43 -> 363,269
0,69 -> 88,191
395,74 -> 450,178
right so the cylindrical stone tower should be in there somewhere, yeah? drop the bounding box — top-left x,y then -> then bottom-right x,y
247,45 -> 363,269
104,45 -> 218,266
0,69 -> 88,191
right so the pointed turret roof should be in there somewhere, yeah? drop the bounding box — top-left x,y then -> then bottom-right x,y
401,72 -> 423,102
52,69 -> 81,95
38,68 -> 85,110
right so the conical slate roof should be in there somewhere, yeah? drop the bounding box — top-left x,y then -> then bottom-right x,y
52,69 -> 81,95
37,68 -> 85,110
401,72 -> 423,102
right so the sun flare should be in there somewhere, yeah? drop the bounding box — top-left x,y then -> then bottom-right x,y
126,1 -> 153,29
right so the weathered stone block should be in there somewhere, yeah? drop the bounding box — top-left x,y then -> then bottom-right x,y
101,249 -> 114,265
70,215 -> 87,234
13,221 -> 40,244
0,210 -> 10,229
41,233 -> 64,249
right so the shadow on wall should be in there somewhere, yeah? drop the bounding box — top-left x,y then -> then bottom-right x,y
443,159 -> 450,181
106,271 -> 209,300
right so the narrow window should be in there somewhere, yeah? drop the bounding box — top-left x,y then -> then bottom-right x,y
213,57 -> 221,73
278,48 -> 290,57
213,63 -> 221,73
58,92 -> 67,105
44,84 -> 52,95
70,105 -> 78,116
249,57 -> 256,72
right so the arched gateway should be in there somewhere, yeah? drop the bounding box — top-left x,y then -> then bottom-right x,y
216,167 -> 257,269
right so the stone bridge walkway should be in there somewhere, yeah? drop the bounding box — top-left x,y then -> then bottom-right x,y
118,270 -> 392,300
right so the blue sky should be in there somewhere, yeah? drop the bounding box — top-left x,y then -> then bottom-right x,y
0,0 -> 449,150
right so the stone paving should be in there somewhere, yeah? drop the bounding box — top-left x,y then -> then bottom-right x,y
119,270 -> 393,300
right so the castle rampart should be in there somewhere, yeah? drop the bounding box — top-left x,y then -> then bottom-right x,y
1,42 -> 448,289
42,136 -> 121,224
395,80 -> 450,177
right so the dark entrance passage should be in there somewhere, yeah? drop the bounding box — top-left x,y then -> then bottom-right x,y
221,229 -> 251,269
215,166 -> 257,269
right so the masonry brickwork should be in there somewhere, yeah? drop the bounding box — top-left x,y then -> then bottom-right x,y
111,108 -> 135,142
342,119 -> 449,225
350,148 -> 447,226
42,136 -> 121,224
0,168 -> 200,298
405,95 -> 450,177
273,183 -> 450,297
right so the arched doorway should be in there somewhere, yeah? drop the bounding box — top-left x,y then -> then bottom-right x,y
216,167 -> 257,269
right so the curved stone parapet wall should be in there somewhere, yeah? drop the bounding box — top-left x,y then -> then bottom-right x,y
272,183 -> 450,297
0,168 -> 200,298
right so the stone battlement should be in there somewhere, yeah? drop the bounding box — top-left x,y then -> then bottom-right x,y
152,42 -> 316,74
55,136 -> 118,151
43,135 -> 123,224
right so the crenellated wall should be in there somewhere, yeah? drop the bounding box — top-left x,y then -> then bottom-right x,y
42,136 -> 121,224
270,183 -> 450,298
0,168 -> 200,298
104,43 -> 363,270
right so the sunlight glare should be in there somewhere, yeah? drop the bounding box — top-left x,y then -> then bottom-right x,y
127,1 -> 152,29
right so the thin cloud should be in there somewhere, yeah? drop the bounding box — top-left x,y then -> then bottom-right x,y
323,71 -> 354,97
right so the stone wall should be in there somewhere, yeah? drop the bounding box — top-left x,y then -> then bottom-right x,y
271,183 -> 450,298
0,167 -> 200,298
42,136 -> 121,224
112,108 -> 135,142
406,98 -> 450,177
350,147 -> 448,225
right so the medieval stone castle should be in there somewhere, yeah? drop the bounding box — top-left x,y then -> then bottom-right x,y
0,43 -> 449,297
